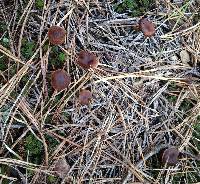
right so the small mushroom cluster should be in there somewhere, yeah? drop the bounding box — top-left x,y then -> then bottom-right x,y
48,25 -> 99,105
48,19 -> 156,104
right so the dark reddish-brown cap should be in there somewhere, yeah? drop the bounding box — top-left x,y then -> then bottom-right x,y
139,18 -> 155,37
51,69 -> 71,91
48,26 -> 66,45
77,51 -> 98,70
162,147 -> 179,166
79,89 -> 92,105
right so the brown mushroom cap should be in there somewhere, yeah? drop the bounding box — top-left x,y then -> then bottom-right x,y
48,26 -> 66,45
79,89 -> 92,105
139,18 -> 155,37
77,51 -> 98,70
51,69 -> 71,91
162,147 -> 179,166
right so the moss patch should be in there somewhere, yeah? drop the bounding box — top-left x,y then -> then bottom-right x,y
115,0 -> 155,17
25,134 -> 43,164
49,46 -> 67,68
35,0 -> 44,10
21,39 -> 36,60
0,55 -> 7,71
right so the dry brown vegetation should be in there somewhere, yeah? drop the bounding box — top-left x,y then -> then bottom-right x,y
0,0 -> 200,183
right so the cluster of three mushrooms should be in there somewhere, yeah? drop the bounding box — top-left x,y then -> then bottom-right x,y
48,26 -> 98,105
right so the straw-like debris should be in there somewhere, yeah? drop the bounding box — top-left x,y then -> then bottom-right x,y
0,0 -> 200,183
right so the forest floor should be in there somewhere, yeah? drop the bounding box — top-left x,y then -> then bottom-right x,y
0,0 -> 200,183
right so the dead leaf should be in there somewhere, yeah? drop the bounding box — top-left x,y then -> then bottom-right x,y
53,158 -> 70,179
180,50 -> 190,64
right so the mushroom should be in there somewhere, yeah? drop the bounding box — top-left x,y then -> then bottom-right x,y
51,69 -> 71,91
161,147 -> 179,166
48,26 -> 66,45
139,18 -> 155,37
77,51 -> 98,70
79,89 -> 92,105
